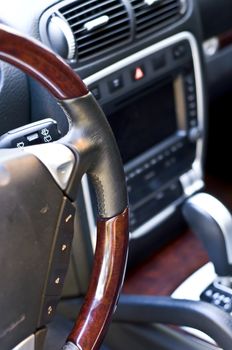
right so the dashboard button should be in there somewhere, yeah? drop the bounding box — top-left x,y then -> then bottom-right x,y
132,66 -> 145,81
91,85 -> 101,100
152,54 -> 166,70
173,43 -> 188,59
108,76 -> 124,92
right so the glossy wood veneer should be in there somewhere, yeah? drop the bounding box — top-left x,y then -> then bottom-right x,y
68,209 -> 129,350
0,24 -> 88,99
123,230 -> 209,296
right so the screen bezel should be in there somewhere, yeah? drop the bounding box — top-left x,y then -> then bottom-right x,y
103,74 -> 187,165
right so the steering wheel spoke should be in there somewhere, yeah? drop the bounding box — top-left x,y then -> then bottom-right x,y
0,23 -> 129,350
0,148 -> 75,349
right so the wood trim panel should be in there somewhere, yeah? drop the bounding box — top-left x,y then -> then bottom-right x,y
0,24 -> 88,100
68,209 -> 129,350
123,231 -> 209,296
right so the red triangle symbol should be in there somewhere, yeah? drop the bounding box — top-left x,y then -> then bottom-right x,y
134,67 -> 144,80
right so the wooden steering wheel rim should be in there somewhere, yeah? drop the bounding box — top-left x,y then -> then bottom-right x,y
0,24 -> 129,350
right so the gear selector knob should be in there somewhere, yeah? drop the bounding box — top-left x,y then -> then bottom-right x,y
182,193 -> 232,278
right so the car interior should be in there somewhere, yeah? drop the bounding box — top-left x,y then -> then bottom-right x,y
1,0 -> 232,349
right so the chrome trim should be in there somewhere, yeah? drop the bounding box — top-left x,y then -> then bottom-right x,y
27,143 -> 76,191
62,342 -> 81,350
185,193 -> 232,264
172,263 -> 217,346
50,15 -> 76,59
12,335 -> 35,350
84,16 -> 109,32
131,205 -> 176,239
82,175 -> 96,250
180,0 -> 187,15
144,0 -> 161,6
215,278 -> 232,291
83,32 -> 205,241
203,37 -> 219,57
180,169 -> 204,197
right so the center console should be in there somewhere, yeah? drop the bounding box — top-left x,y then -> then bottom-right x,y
82,32 -> 205,254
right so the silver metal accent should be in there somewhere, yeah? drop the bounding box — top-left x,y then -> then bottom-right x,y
83,32 -> 205,241
131,205 -> 176,239
144,0 -> 161,6
65,214 -> 73,222
27,143 -> 76,191
55,277 -> 61,284
84,15 -> 109,32
82,175 -> 96,249
203,37 -> 219,57
180,0 -> 187,15
180,169 -> 204,197
62,244 -> 67,251
185,193 -> 232,264
172,263 -> 217,346
12,335 -> 35,350
216,277 -> 232,289
62,342 -> 81,350
50,15 -> 76,60
48,306 -> 53,315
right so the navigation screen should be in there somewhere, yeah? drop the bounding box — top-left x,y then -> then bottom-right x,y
107,80 -> 177,163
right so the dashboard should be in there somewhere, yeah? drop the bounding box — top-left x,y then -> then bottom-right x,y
1,0 -> 232,294
0,0 -> 232,350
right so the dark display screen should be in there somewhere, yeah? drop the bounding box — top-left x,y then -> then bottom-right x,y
107,80 -> 178,163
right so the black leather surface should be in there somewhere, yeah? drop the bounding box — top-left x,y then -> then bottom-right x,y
114,295 -> 232,350
0,62 -> 30,135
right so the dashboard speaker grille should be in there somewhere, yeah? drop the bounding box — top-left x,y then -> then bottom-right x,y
130,0 -> 185,38
59,0 -> 131,61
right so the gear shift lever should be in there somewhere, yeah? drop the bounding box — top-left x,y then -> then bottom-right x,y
182,193 -> 232,285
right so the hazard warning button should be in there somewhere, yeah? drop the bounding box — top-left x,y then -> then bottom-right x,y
132,66 -> 145,81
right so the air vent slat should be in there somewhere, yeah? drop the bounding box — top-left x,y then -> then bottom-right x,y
77,26 -> 129,49
131,0 -> 184,37
71,8 -> 126,30
137,13 -> 180,33
133,0 -> 176,12
62,0 -> 113,17
73,12 -> 127,34
75,18 -> 130,40
78,33 -> 130,59
67,3 -> 124,25
135,1 -> 177,16
59,0 -> 130,62
136,4 -> 179,25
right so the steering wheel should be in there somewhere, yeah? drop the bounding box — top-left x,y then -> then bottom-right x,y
0,24 -> 128,350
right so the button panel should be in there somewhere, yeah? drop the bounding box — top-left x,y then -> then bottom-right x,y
108,75 -> 124,92
173,42 -> 189,59
201,283 -> 232,314
87,38 -> 201,236
91,85 -> 101,100
38,198 -> 75,326
131,66 -> 145,81
184,69 -> 198,132
125,138 -> 196,231
89,40 -> 193,106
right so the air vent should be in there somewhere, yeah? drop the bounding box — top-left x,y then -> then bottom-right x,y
131,0 -> 186,37
59,0 -> 131,61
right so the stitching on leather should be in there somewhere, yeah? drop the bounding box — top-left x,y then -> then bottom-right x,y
91,173 -> 106,216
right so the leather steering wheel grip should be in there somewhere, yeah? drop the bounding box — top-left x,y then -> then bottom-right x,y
0,23 -> 129,350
